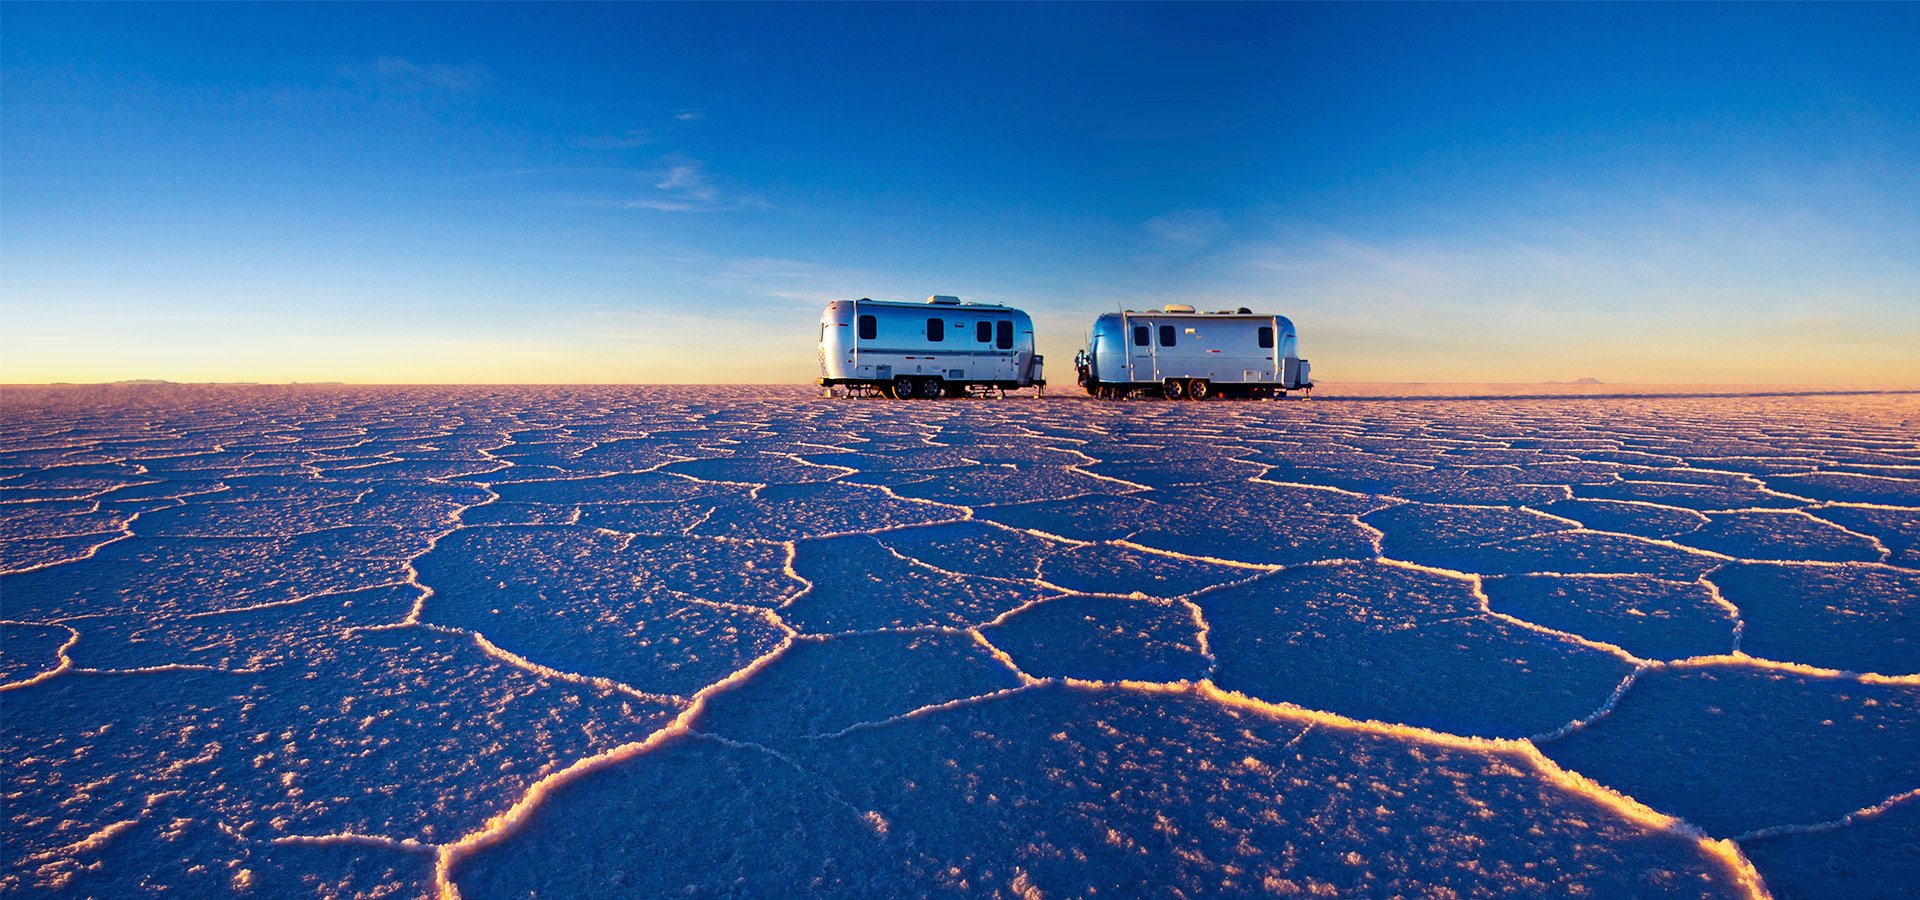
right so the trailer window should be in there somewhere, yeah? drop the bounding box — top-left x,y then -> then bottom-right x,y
1133,325 -> 1148,346
976,321 -> 992,343
1258,326 -> 1274,349
858,315 -> 876,340
927,318 -> 945,342
1159,325 -> 1176,347
996,320 -> 1014,349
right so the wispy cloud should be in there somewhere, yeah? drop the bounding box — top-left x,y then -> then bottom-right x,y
655,160 -> 719,203
469,158 -> 759,213
609,156 -> 761,212
573,107 -> 704,152
339,56 -> 491,95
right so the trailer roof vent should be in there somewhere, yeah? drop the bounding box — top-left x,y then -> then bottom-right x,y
928,295 -> 962,305
1163,303 -> 1197,313
1238,307 -> 1252,314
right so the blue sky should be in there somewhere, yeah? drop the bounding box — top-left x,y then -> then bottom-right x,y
4,2 -> 1917,383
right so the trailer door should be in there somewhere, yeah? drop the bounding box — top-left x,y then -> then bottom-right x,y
1128,319 -> 1156,384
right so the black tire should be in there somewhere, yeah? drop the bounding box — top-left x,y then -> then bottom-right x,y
921,377 -> 945,399
1189,379 -> 1211,400
1163,378 -> 1186,400
891,376 -> 914,399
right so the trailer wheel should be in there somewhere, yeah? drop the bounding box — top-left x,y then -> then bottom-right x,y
921,377 -> 945,399
891,376 -> 915,399
1163,378 -> 1186,400
1188,379 -> 1211,400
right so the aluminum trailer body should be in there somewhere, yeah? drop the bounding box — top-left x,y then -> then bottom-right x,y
819,295 -> 1044,398
1078,305 -> 1312,399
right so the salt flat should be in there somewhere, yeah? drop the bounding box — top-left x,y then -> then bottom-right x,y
2,384 -> 1915,898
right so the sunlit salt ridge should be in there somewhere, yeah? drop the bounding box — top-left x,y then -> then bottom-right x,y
1,385 -> 1915,897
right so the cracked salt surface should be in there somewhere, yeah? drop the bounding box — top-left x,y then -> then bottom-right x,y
2,384 -> 1915,898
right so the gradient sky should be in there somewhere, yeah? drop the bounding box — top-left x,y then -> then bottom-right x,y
4,2 -> 1917,384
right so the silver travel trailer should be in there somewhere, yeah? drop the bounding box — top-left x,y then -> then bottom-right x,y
1075,305 -> 1312,399
818,296 -> 1045,398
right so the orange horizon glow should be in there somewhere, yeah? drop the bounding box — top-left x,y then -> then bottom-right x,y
3,325 -> 1917,388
